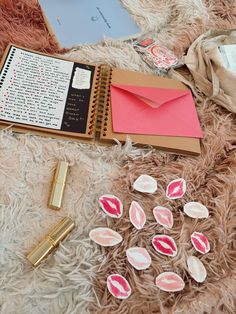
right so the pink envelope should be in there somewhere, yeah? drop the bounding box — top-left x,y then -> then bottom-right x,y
110,84 -> 203,138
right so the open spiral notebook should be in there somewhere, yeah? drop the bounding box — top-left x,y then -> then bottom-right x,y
0,45 -> 201,155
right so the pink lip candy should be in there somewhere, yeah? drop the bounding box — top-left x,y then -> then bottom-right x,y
191,232 -> 210,254
153,206 -> 173,229
129,201 -> 146,230
166,178 -> 186,199
107,274 -> 132,299
89,227 -> 123,247
99,194 -> 123,218
152,235 -> 178,257
155,272 -> 185,292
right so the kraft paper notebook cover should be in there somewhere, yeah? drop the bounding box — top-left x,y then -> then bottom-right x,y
0,44 -> 201,155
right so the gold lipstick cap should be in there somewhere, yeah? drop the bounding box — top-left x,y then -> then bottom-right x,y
26,217 -> 75,267
48,161 -> 69,210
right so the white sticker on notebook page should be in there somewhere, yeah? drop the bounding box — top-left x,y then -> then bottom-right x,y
72,67 -> 91,89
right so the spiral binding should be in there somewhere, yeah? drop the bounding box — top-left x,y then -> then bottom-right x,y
0,47 -> 16,90
87,66 -> 101,135
93,64 -> 112,139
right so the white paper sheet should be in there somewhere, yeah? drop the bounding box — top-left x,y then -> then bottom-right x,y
0,46 -> 74,129
219,44 -> 236,74
72,67 -> 91,89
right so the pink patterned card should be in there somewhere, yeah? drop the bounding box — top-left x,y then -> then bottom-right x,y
133,37 -> 181,71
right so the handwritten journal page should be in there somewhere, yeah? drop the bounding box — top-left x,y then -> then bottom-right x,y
0,46 -> 96,136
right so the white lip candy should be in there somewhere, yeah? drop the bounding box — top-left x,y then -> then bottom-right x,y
184,202 -> 209,219
153,206 -> 173,229
107,274 -> 132,299
155,272 -> 185,292
99,194 -> 123,218
126,247 -> 152,270
187,256 -> 207,283
129,201 -> 146,230
133,174 -> 157,193
152,235 -> 178,257
191,231 -> 210,254
89,227 -> 123,247
166,178 -> 186,199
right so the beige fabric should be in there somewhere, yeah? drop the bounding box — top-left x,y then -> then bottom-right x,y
169,29 -> 236,113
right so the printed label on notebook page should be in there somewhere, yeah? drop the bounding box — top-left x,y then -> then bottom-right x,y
72,67 -> 91,89
0,46 -> 73,129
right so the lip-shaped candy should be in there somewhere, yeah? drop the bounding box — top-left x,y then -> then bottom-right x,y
155,272 -> 185,292
99,194 -> 123,218
184,202 -> 209,219
191,232 -> 210,254
187,256 -> 207,283
129,201 -> 146,230
126,247 -> 152,270
166,178 -> 186,199
153,206 -> 173,229
133,174 -> 157,193
89,227 -> 123,247
152,235 -> 177,257
107,274 -> 132,299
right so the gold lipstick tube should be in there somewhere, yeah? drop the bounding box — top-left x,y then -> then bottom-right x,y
48,161 -> 69,210
26,217 -> 75,267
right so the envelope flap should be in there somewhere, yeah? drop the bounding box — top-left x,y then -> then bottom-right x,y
111,83 -> 190,108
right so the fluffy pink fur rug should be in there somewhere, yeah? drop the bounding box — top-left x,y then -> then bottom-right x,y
0,0 -> 236,313
0,0 -> 61,58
